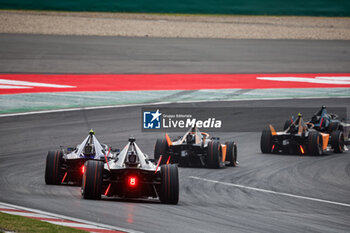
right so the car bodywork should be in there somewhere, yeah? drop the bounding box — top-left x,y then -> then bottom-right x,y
261,114 -> 346,155
45,130 -> 115,185
307,106 -> 350,145
82,137 -> 179,204
155,127 -> 237,168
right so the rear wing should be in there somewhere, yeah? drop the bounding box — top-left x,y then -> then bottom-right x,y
109,138 -> 157,171
67,130 -> 107,159
171,126 -> 208,146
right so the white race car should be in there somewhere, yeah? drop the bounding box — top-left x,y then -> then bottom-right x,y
81,136 -> 179,204
45,129 -> 117,185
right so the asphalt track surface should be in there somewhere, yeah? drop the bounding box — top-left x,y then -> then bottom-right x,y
1,34 -> 350,74
0,99 -> 349,233
0,34 -> 350,233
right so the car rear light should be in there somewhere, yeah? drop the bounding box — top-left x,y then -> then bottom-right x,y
300,145 -> 305,154
81,165 -> 85,174
128,176 -> 137,187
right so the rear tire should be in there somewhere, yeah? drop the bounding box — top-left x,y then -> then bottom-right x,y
225,141 -> 237,167
331,130 -> 344,153
81,160 -> 104,200
260,129 -> 273,153
154,138 -> 169,164
206,141 -> 223,168
159,164 -> 179,204
328,121 -> 340,133
283,120 -> 292,131
45,150 -> 63,185
308,131 -> 322,156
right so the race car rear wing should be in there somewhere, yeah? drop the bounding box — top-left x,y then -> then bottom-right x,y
67,130 -> 106,159
171,126 -> 206,146
110,137 -> 157,171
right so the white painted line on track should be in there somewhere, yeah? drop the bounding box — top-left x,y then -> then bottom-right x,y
0,211 -> 58,219
44,221 -> 108,229
42,92 -> 118,100
0,79 -> 75,88
0,202 -> 142,233
188,176 -> 350,208
1,95 -> 350,118
0,101 -> 171,117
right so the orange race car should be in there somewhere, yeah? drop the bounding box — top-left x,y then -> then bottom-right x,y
154,127 -> 237,168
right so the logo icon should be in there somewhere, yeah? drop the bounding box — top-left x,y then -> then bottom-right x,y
143,109 -> 162,129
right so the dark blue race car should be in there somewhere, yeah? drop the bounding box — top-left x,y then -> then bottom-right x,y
283,106 -> 350,150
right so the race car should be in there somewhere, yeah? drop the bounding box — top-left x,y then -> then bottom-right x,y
261,113 -> 346,155
81,136 -> 179,204
307,106 -> 350,145
45,129 -> 115,185
154,127 -> 237,168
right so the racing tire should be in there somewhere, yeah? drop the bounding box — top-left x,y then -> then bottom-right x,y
328,121 -> 340,133
159,164 -> 179,204
308,131 -> 323,156
154,138 -> 169,164
260,128 -> 273,154
81,160 -> 104,200
45,150 -> 64,185
206,141 -> 223,168
331,130 -> 344,153
283,120 -> 292,131
225,141 -> 237,167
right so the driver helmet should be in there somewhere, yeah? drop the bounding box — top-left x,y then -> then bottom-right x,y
84,143 -> 95,155
128,151 -> 137,164
186,133 -> 194,144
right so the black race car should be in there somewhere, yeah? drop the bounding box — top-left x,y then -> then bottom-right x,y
261,113 -> 345,155
82,137 -> 179,204
154,127 -> 237,168
306,106 -> 350,145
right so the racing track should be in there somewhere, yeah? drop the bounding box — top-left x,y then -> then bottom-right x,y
0,34 -> 350,233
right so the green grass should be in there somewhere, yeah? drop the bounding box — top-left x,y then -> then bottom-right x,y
0,212 -> 87,233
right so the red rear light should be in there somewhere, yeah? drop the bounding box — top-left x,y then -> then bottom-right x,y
81,165 -> 85,174
128,176 -> 137,187
300,145 -> 305,154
